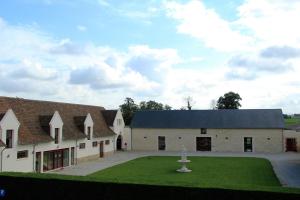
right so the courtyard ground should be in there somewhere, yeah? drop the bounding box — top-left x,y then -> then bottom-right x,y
49,151 -> 300,188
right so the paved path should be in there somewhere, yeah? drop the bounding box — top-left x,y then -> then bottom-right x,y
49,151 -> 300,188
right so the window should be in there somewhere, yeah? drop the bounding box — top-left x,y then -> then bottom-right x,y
244,137 -> 253,152
6,130 -> 13,148
92,141 -> 98,147
43,149 -> 69,171
63,149 -> 69,167
79,143 -> 85,149
201,128 -> 207,134
105,140 -> 110,145
117,119 -> 122,125
87,126 -> 91,140
54,128 -> 59,144
17,150 -> 28,159
158,136 -> 166,150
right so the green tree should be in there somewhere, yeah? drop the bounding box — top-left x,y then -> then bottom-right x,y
120,98 -> 172,125
216,92 -> 242,109
139,100 -> 164,110
119,97 -> 139,125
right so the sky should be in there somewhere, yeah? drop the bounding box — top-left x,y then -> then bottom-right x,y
0,0 -> 300,113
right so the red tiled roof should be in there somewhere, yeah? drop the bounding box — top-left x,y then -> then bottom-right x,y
0,97 -> 115,145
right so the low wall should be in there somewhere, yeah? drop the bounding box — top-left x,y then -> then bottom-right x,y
0,176 -> 299,200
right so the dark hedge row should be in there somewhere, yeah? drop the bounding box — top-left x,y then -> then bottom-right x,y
0,176 -> 299,200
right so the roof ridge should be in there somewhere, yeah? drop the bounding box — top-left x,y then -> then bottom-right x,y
0,96 -> 105,109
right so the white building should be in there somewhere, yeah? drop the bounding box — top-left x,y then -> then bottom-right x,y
0,97 -> 124,173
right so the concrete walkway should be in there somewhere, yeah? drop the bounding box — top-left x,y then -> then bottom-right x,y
49,151 -> 300,188
49,151 -> 149,176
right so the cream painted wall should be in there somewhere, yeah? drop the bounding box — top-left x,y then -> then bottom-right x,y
283,130 -> 300,152
132,128 -> 283,153
123,127 -> 131,150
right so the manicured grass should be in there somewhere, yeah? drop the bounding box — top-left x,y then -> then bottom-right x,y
285,117 -> 300,127
88,156 -> 280,188
1,156 -> 300,194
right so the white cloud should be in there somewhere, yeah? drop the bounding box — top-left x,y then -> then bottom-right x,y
1,0 -> 300,114
236,0 -> 300,47
76,25 -> 87,32
164,0 -> 253,52
98,0 -> 110,7
0,17 -> 176,106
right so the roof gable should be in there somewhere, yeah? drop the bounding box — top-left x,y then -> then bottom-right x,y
101,110 -> 118,126
131,109 -> 284,129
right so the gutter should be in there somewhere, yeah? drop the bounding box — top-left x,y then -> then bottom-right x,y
0,146 -> 7,172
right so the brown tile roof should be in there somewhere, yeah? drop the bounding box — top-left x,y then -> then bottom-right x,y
0,113 -> 5,121
101,110 -> 118,126
0,96 -> 115,145
0,139 -> 5,147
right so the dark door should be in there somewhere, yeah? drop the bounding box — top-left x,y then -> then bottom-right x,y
286,138 -> 297,152
71,147 -> 75,165
196,137 -> 211,151
54,150 -> 63,169
100,141 -> 104,158
158,136 -> 166,150
117,135 -> 122,150
244,137 -> 253,152
35,152 -> 41,173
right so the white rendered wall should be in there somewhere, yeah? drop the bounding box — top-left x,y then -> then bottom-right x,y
111,110 -> 125,150
0,109 -> 115,172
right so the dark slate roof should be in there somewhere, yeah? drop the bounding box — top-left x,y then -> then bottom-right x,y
0,96 -> 115,145
101,110 -> 118,126
131,109 -> 284,129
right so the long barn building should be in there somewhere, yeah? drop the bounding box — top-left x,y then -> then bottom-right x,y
130,109 -> 285,153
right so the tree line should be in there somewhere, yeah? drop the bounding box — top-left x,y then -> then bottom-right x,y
120,91 -> 242,125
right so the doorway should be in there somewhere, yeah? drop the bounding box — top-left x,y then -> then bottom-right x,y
99,141 -> 104,158
158,136 -> 166,150
196,137 -> 211,151
244,137 -> 253,152
286,138 -> 297,152
35,152 -> 41,173
117,135 -> 122,150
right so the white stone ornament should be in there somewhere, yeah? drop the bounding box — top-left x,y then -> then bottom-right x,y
177,145 -> 192,173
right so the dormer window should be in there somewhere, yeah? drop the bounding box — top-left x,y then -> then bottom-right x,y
54,128 -> 59,144
87,126 -> 91,140
6,130 -> 13,148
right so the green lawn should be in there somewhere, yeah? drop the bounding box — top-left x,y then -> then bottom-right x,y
88,156 -> 280,188
285,117 -> 300,127
1,156 -> 300,194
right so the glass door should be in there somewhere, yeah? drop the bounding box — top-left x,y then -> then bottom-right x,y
244,137 -> 253,152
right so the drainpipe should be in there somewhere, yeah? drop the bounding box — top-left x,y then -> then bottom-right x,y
0,147 -> 7,172
32,143 -> 36,172
75,138 -> 78,165
130,126 -> 133,151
